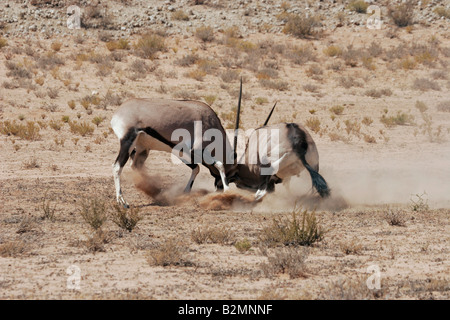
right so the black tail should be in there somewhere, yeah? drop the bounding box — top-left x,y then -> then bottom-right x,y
286,123 -> 330,198
300,154 -> 330,198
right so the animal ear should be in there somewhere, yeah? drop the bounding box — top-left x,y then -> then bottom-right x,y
233,77 -> 243,155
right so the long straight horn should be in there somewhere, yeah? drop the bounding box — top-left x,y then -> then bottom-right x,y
233,77 -> 242,155
263,101 -> 277,126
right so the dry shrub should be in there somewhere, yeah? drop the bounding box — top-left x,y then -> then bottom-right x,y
134,33 -> 166,59
111,204 -> 142,232
0,37 -> 7,49
340,239 -> 363,255
0,120 -> 41,141
79,198 -> 107,230
323,45 -> 343,57
259,207 -> 325,247
412,78 -> 440,91
320,277 -> 385,300
220,69 -> 240,83
385,209 -> 407,227
347,0 -> 369,13
436,101 -> 450,112
283,14 -> 321,39
82,229 -> 109,253
195,26 -> 215,42
434,7 -> 450,19
388,1 -> 415,27
172,9 -> 189,21
191,226 -> 234,245
305,117 -> 321,134
175,53 -> 199,67
365,88 -> 392,98
260,246 -> 309,279
0,241 -> 27,257
36,52 -> 64,70
4,61 -> 32,79
259,79 -> 289,91
69,121 -> 95,136
286,45 -> 316,65
234,238 -> 252,253
330,105 -> 344,115
147,238 -> 191,267
185,69 -> 206,81
51,41 -> 62,52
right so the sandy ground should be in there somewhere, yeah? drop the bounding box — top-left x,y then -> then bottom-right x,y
1,1 -> 449,300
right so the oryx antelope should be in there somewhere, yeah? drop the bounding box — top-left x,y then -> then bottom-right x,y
111,82 -> 329,207
231,122 -> 330,201
111,98 -> 236,207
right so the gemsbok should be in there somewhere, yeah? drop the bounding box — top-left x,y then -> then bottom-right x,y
111,98 -> 237,208
111,81 -> 329,207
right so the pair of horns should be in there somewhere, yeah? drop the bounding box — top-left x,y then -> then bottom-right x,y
232,78 -> 277,154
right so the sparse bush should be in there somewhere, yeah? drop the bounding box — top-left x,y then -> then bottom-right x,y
415,101 -> 428,113
303,84 -> 320,93
23,157 -> 40,169
305,117 -> 321,134
260,247 -> 309,279
436,101 -> 450,112
259,79 -> 289,91
330,105 -> 344,115
220,69 -> 240,83
147,238 -> 191,267
79,198 -> 108,230
385,209 -> 407,227
51,41 -> 62,52
365,88 -> 392,98
362,116 -> 373,126
172,9 -> 189,21
191,226 -> 234,245
433,7 -> 450,19
0,120 -> 41,141
412,78 -> 440,91
255,97 -> 268,105
259,207 -> 325,247
323,45 -> 343,57
69,121 -> 95,136
235,238 -> 252,253
340,239 -> 363,255
380,112 -> 414,127
195,26 -> 215,42
409,192 -> 429,212
47,87 -> 59,99
111,204 -> 142,232
185,68 -> 207,81
0,241 -> 27,257
175,53 -> 199,67
134,33 -> 166,59
40,192 -> 56,221
347,0 -> 369,13
287,45 -> 315,65
283,14 -> 320,39
388,1 -> 415,27
203,95 -> 217,106
5,61 -> 32,79
0,37 -> 7,49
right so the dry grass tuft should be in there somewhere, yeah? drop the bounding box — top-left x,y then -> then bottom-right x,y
259,207 -> 325,247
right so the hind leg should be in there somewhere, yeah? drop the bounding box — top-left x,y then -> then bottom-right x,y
113,133 -> 137,208
184,164 -> 200,193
